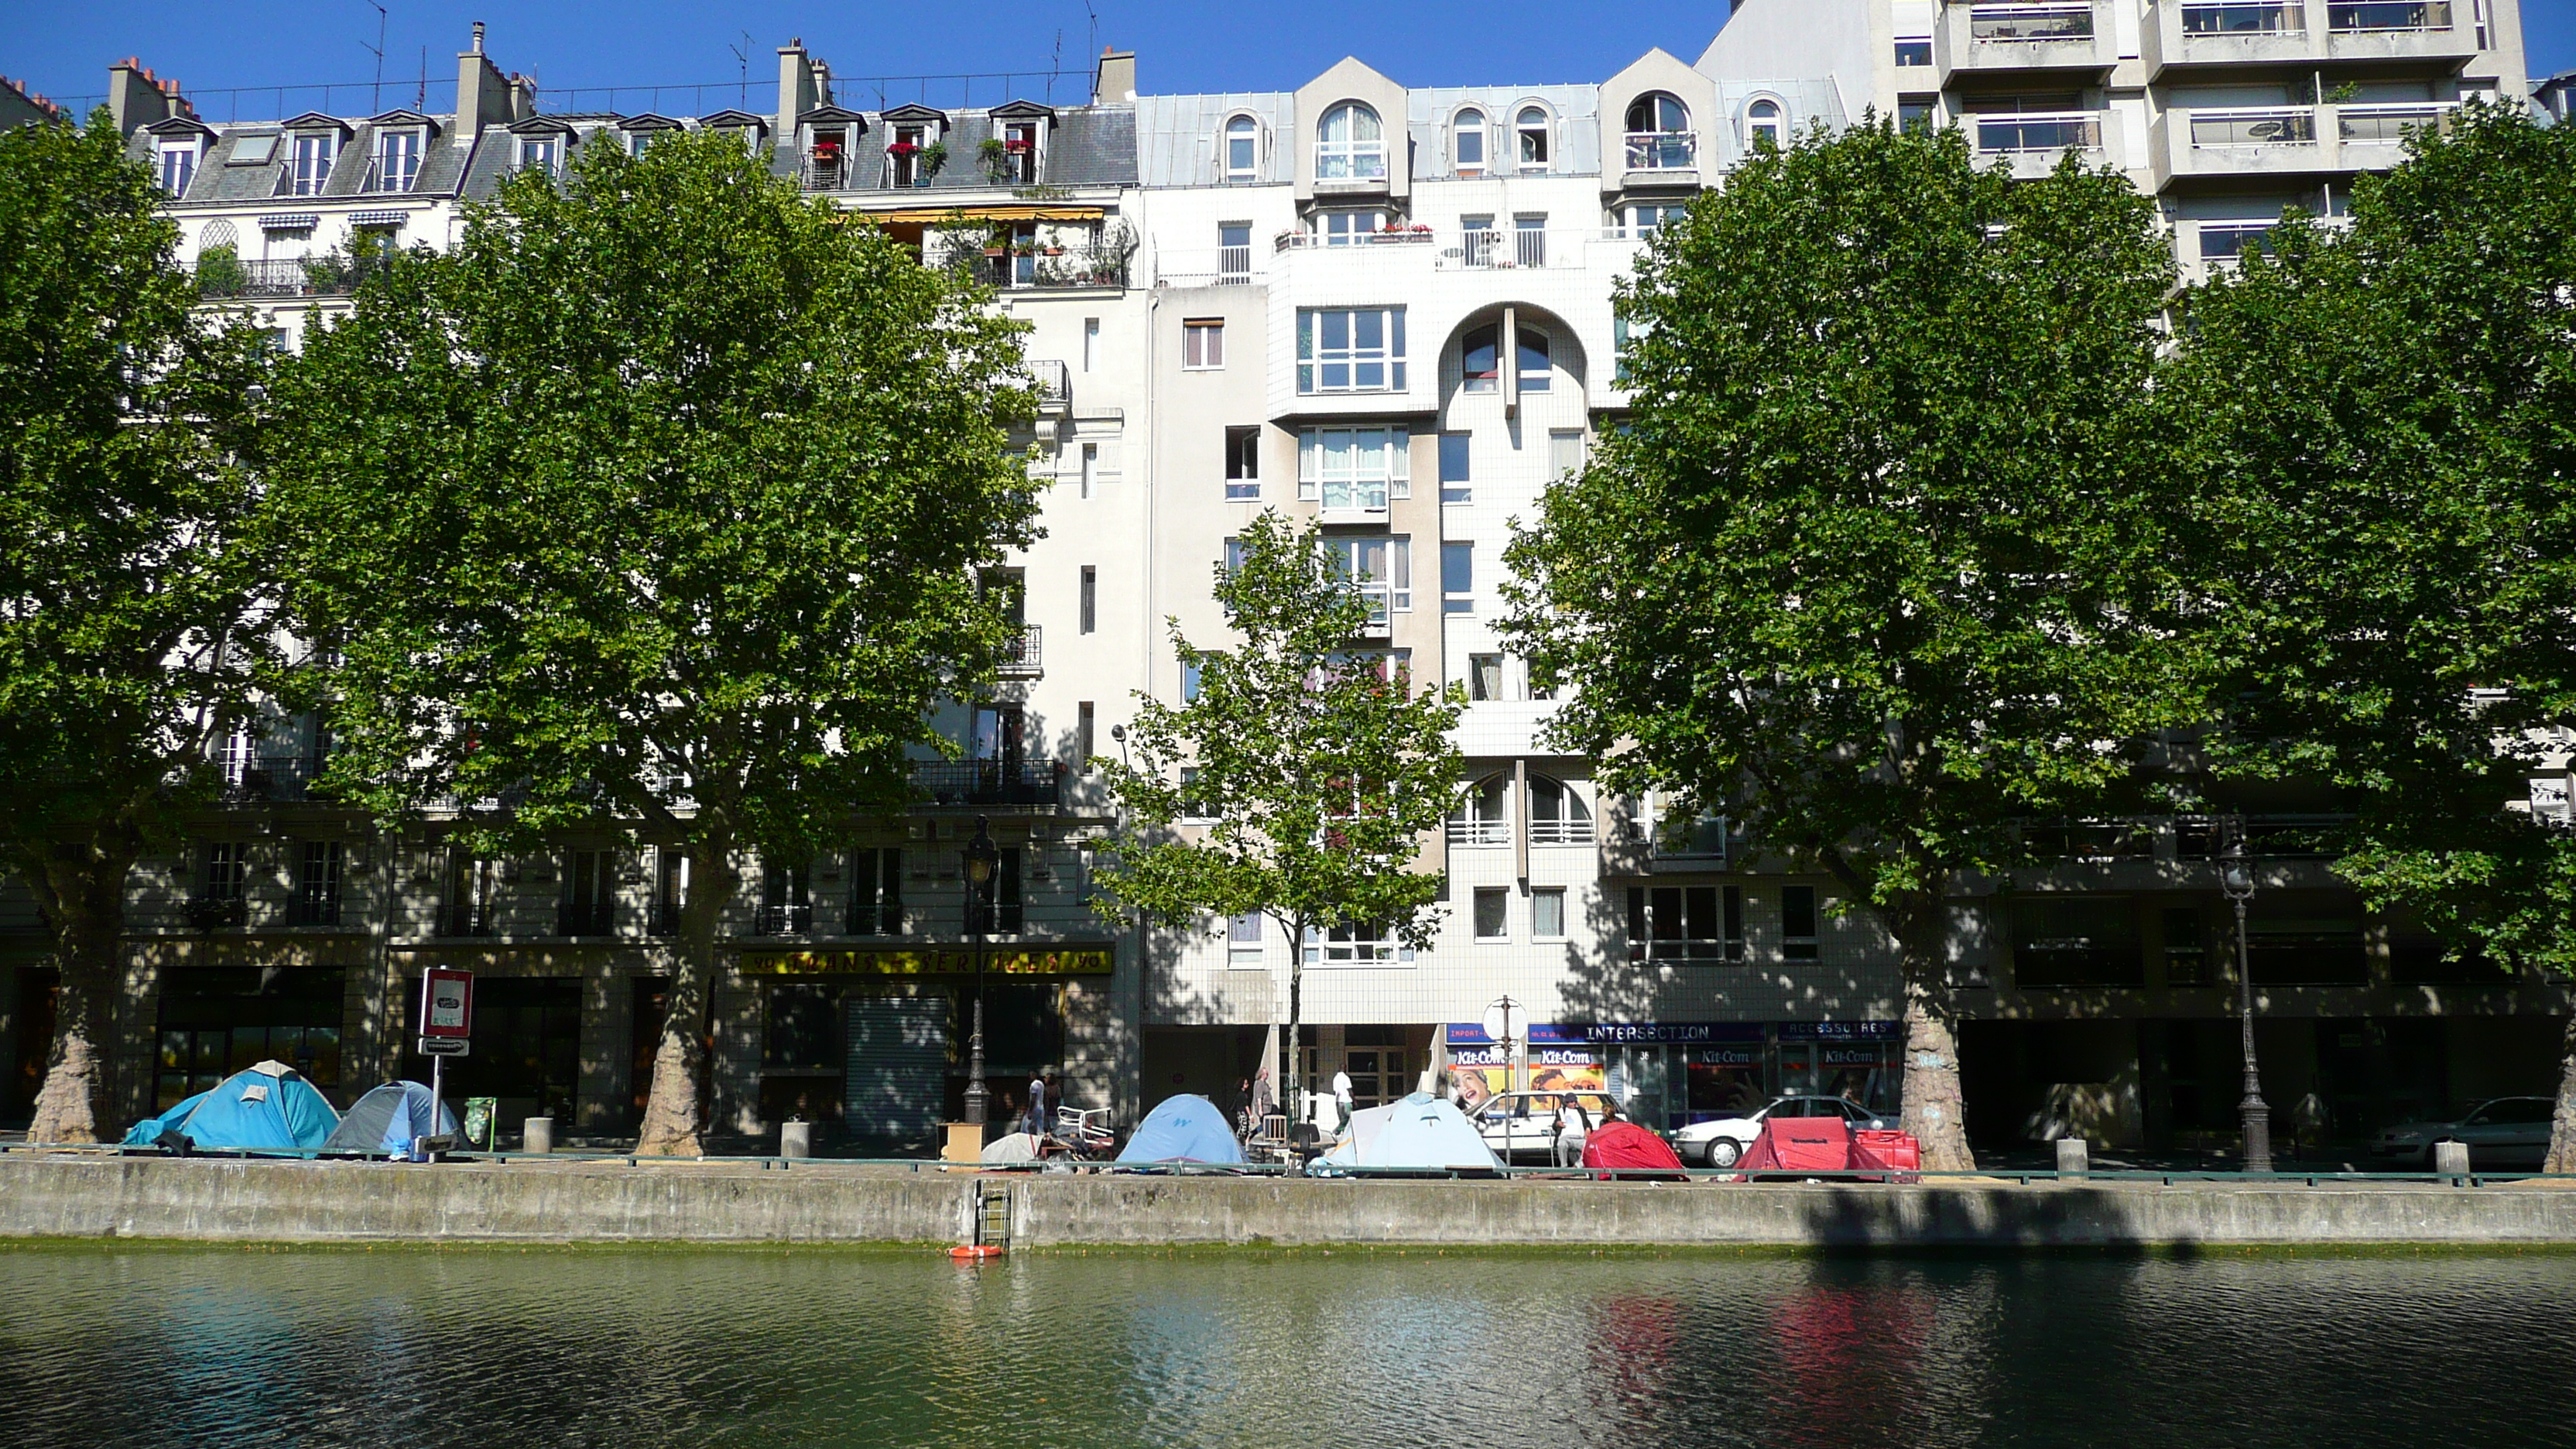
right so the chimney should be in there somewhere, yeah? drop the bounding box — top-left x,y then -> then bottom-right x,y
509,73 -> 538,123
776,39 -> 817,142
455,21 -> 512,138
1092,47 -> 1136,106
106,59 -> 172,135
813,59 -> 833,108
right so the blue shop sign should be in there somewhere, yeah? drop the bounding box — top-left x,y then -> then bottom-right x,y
1445,1021 -> 1766,1047
1777,1020 -> 1901,1043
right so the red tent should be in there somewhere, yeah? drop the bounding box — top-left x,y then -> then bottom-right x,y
1737,1115 -> 1852,1173
1581,1120 -> 1687,1176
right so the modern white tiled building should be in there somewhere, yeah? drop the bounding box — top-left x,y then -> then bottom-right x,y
5,2 -> 2564,1157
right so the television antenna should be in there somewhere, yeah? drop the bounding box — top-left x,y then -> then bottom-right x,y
728,32 -> 752,108
358,1 -> 387,111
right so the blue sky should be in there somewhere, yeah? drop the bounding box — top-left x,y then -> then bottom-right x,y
9,0 -> 2575,119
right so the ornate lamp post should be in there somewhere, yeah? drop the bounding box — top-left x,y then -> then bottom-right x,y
961,815 -> 999,1126
2219,828 -> 2273,1173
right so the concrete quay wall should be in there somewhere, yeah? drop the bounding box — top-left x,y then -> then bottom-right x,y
3,1156 -> 2574,1250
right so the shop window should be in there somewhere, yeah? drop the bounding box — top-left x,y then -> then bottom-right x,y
848,847 -> 903,935
414,975 -> 583,1122
156,966 -> 345,1109
1782,884 -> 1821,962
1474,888 -> 1509,940
766,982 -> 841,1069
2010,896 -> 2141,986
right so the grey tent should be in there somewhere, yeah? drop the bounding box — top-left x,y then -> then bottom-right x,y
321,1081 -> 459,1158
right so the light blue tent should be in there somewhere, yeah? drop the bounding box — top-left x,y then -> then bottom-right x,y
122,1060 -> 339,1152
1314,1092 -> 1502,1174
320,1081 -> 460,1157
1115,1094 -> 1245,1164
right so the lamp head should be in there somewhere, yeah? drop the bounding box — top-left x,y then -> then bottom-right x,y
1110,724 -> 1125,742
964,814 -> 999,883
2219,838 -> 2255,901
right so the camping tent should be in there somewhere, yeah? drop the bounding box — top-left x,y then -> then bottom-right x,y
320,1081 -> 459,1157
1314,1093 -> 1502,1173
122,1060 -> 339,1153
1581,1120 -> 1687,1175
1735,1115 -> 1853,1173
1115,1094 -> 1245,1164
981,1131 -> 1040,1163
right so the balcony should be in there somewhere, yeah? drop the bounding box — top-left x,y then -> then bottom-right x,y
194,257 -> 366,301
1972,111 -> 2110,179
437,903 -> 495,937
912,759 -> 1063,810
1619,131 -> 1700,188
979,245 -> 1129,291
753,903 -> 814,936
1937,1 -> 2121,77
217,754 -> 325,804
1530,817 -> 1596,847
1025,359 -> 1070,413
557,902 -> 618,937
998,625 -> 1042,678
1153,244 -> 1266,288
1446,819 -> 1508,848
2153,102 -> 2449,186
184,896 -> 248,930
2146,0 -> 2476,73
362,162 -> 420,195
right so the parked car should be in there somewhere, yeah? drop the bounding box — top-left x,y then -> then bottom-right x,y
1464,1090 -> 1626,1163
2370,1097 -> 2557,1170
1672,1095 -> 1891,1169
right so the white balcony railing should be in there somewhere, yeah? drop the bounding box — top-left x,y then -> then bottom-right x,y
2188,107 -> 2320,146
1529,818 -> 1596,847
1447,819 -> 1509,847
1969,4 -> 2096,41
1622,131 -> 1697,171
2181,1 -> 2304,32
2337,101 -> 2450,142
1975,112 -> 2105,152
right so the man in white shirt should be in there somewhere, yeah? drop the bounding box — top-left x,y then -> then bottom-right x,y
1553,1094 -> 1591,1167
1331,1068 -> 1354,1136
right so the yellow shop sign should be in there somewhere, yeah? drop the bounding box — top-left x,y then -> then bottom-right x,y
737,947 -> 1114,976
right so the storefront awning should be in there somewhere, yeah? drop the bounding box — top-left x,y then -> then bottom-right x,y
842,204 -> 1105,225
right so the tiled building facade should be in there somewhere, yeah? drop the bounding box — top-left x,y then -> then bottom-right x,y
3,2 -> 2565,1154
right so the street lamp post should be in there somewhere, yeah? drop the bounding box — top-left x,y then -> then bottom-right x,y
2219,829 -> 2273,1173
962,815 -> 999,1127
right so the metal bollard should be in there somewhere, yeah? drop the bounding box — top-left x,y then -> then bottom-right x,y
2432,1140 -> 2470,1180
522,1117 -> 553,1155
781,1121 -> 813,1160
2054,1136 -> 2090,1179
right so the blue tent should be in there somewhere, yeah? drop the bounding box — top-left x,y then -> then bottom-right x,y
1314,1092 -> 1502,1173
321,1081 -> 460,1157
1115,1093 -> 1245,1165
122,1060 -> 339,1152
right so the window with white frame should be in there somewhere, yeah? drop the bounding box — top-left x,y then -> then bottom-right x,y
159,142 -> 198,195
1468,653 -> 1504,701
1219,221 -> 1252,281
1311,208 -> 1389,245
1461,324 -> 1501,392
1474,887 -> 1509,940
1307,919 -> 1408,964
1228,910 -> 1266,968
1317,101 -> 1387,180
1002,120 -> 1040,183
372,129 -> 422,192
1184,317 -> 1225,368
1225,426 -> 1260,500
1529,775 -> 1594,843
1299,426 -> 1410,510
1454,108 -> 1486,173
518,135 -> 560,175
1516,105 -> 1550,168
1442,541 -> 1473,614
1296,307 -> 1406,393
1550,428 -> 1586,479
1533,886 -> 1567,940
1518,326 -> 1553,391
1747,98 -> 1785,149
1439,433 -> 1471,504
1225,114 -> 1259,180
289,132 -> 336,196
1619,201 -> 1687,237
1451,776 -> 1509,844
1625,93 -> 1694,170
1322,536 -> 1411,625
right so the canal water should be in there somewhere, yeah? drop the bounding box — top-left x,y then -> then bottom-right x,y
0,1245 -> 2568,1447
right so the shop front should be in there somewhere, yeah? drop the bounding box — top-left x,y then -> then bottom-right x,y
739,944 -> 1112,1151
1443,1019 -> 1903,1132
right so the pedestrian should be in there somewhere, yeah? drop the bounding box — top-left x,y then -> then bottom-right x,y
1235,1076 -> 1255,1138
1251,1067 -> 1276,1131
1026,1069 -> 1050,1140
1553,1093 -> 1592,1168
1331,1067 -> 1354,1137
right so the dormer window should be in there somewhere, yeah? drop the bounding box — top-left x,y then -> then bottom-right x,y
1225,114 -> 1259,180
890,124 -> 930,186
1747,98 -> 1785,149
289,132 -> 336,196
1516,107 -> 1550,169
1625,93 -> 1694,170
1317,101 -> 1386,181
1453,109 -> 1485,175
1002,120 -> 1040,183
517,135 -> 558,176
158,140 -> 198,194
371,129 -> 423,193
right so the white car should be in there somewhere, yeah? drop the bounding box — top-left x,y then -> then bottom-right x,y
1672,1095 -> 1892,1169
1464,1090 -> 1627,1163
2371,1097 -> 2557,1170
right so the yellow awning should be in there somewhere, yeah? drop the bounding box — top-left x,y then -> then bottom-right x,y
843,204 -> 1105,225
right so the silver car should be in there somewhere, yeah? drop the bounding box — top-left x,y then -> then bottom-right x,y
2371,1097 -> 2558,1170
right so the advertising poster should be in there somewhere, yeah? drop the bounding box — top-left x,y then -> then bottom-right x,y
1444,1040 -> 1605,1106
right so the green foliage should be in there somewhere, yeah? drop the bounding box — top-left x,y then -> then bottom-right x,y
1095,511 -> 1464,955
0,110 -> 278,855
193,242 -> 248,300
265,125 -> 1043,863
1505,121 -> 2194,911
978,139 -> 1012,184
300,232 -> 396,295
2174,101 -> 2576,973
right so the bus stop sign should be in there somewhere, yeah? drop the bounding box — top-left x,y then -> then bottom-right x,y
419,968 -> 474,1057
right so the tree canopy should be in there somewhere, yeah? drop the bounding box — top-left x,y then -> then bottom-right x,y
268,127 -> 1043,1154
1504,122 -> 2194,1168
0,112 -> 276,1141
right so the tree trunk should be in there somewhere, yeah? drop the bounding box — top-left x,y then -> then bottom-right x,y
635,834 -> 736,1157
24,843 -> 136,1145
2545,1007 -> 2576,1175
1892,900 -> 1977,1173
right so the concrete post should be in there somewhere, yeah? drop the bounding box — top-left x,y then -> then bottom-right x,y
2433,1139 -> 2470,1180
522,1117 -> 553,1154
780,1121 -> 812,1159
2055,1136 -> 2090,1178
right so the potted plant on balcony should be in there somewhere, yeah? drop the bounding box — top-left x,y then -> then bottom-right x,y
920,141 -> 948,182
978,137 -> 1012,183
194,242 -> 248,300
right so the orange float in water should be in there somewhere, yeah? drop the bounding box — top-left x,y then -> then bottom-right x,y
949,1245 -> 1005,1260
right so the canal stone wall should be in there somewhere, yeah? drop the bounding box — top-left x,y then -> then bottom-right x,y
2,1156 -> 2574,1249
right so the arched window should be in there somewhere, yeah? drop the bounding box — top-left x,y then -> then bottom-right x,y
1461,324 -> 1499,393
1225,114 -> 1259,179
1516,106 -> 1550,168
1317,101 -> 1386,180
1528,775 -> 1595,844
1450,776 -> 1510,845
1453,108 -> 1485,174
1517,327 -> 1552,392
1748,98 -> 1784,149
1625,92 -> 1694,170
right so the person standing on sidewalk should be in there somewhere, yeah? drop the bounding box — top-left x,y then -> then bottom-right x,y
1553,1094 -> 1592,1168
1331,1068 -> 1355,1139
1026,1070 -> 1050,1141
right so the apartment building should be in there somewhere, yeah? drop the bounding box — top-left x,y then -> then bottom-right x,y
3,2 -> 2562,1156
